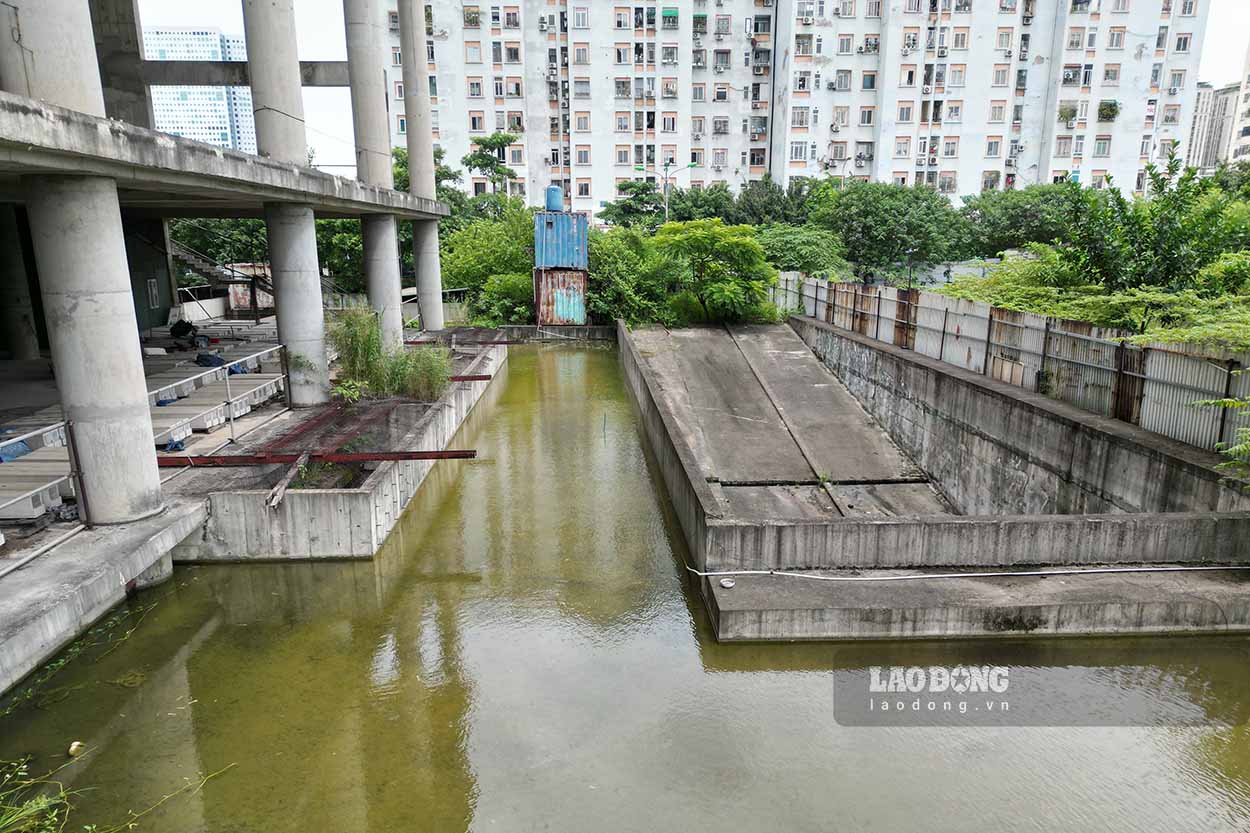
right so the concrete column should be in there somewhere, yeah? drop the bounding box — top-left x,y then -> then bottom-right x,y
397,0 -> 445,332
243,0 -> 331,403
344,0 -> 404,347
0,206 -> 40,360
241,0 -> 307,166
362,215 -> 404,345
1,0 -> 163,523
26,177 -> 164,523
267,203 -> 330,406
0,0 -> 107,116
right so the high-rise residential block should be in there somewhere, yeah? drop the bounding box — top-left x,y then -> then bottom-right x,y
145,27 -> 258,154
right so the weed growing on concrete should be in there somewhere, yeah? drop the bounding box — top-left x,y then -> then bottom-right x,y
0,756 -> 78,833
329,309 -> 451,401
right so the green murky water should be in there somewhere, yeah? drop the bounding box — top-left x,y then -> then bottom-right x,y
5,344 -> 1250,831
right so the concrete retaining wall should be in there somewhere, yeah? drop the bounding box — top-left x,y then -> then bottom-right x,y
617,320 -> 719,571
789,315 -> 1250,516
172,344 -> 506,561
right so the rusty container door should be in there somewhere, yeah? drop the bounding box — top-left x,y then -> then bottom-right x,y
534,269 -> 587,325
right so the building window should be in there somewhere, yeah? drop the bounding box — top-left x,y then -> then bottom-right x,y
1094,135 -> 1111,157
1056,135 -> 1072,156
469,112 -> 485,131
897,101 -> 914,122
397,115 -> 407,133
465,42 -> 481,63
392,46 -> 403,65
574,7 -> 589,27
1108,28 -> 1125,49
790,141 -> 808,161
894,136 -> 911,157
990,101 -> 1006,122
468,78 -> 483,97
993,65 -> 1009,86
576,146 -> 590,165
986,137 -> 1001,157
1104,65 -> 1120,85
1174,33 -> 1191,53
575,112 -> 590,131
394,81 -> 404,99
938,172 -> 957,193
859,106 -> 874,126
791,107 -> 810,128
1067,28 -> 1084,50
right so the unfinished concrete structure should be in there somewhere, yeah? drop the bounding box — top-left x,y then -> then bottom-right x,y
621,320 -> 1250,642
0,0 -> 449,693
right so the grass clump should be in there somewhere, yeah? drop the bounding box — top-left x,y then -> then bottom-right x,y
1,757 -> 76,833
329,309 -> 451,402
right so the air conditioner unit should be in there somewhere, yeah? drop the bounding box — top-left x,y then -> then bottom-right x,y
1019,49 -> 1028,60
929,156 -> 938,166
750,132 -> 762,140
855,159 -> 864,168
923,84 -> 932,94
825,81 -> 837,90
1168,86 -> 1179,95
538,18 -> 549,30
561,99 -> 569,108
715,32 -> 724,40
857,45 -> 865,53
693,35 -> 702,44
1005,157 -> 1016,168
645,91 -> 655,98
693,133 -> 703,140
1022,14 -> 1033,24
1066,119 -> 1076,128
832,7 -> 841,15
937,46 -> 948,57
714,65 -> 725,73
915,158 -> 926,167
901,46 -> 912,56
802,16 -> 814,24
753,65 -> 766,75
712,163 -> 724,171
763,0 -> 773,6
1003,49 -> 1012,57
831,123 -> 840,133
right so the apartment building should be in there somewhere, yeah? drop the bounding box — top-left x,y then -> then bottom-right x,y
1230,39 -> 1250,162
144,28 -> 257,154
375,0 -> 1208,213
1188,81 -> 1240,173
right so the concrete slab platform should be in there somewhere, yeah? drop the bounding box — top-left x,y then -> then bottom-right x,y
727,323 -> 922,482
0,499 -> 208,694
708,567 -> 1250,641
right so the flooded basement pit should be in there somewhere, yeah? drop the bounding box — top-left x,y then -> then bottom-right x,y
5,344 -> 1250,831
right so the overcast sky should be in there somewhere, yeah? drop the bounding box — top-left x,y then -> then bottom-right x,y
139,0 -> 1250,172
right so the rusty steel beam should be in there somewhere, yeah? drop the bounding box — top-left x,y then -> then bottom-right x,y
156,450 -> 475,467
404,340 -> 522,346
262,403 -> 345,451
449,374 -> 491,382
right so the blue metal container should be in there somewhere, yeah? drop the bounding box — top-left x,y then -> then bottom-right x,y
533,212 -> 589,270
545,185 -> 564,211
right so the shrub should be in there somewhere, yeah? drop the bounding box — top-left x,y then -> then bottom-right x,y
328,309 -> 450,400
470,272 -> 534,324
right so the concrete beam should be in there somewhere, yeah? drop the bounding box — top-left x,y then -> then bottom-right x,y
0,91 -> 447,219
90,0 -> 154,127
138,60 -> 351,88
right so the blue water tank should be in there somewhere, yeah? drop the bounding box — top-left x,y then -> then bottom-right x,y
533,212 -> 589,270
545,185 -> 564,212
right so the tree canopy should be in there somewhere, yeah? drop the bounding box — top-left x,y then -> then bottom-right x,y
654,219 -> 777,321
460,132 -> 519,192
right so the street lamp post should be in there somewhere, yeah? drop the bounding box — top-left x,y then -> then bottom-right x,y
635,160 -> 698,222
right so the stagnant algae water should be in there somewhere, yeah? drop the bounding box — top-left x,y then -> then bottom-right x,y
6,344 -> 1250,831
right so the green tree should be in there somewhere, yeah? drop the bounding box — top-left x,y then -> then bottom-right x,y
733,174 -> 789,226
668,182 -> 737,222
756,224 -> 850,277
811,182 -> 966,278
1209,160 -> 1250,201
439,198 -> 533,295
315,219 -> 365,291
586,226 -> 682,325
170,218 -> 268,267
598,180 -> 665,229
654,219 -> 777,321
460,132 -> 519,192
469,272 -> 535,324
958,184 -> 1078,257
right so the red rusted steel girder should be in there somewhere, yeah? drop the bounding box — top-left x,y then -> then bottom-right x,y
156,450 -> 476,467
261,403 -> 344,451
404,340 -> 523,345
449,374 -> 492,382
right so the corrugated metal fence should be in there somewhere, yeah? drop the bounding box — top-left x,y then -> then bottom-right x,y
774,273 -> 1250,452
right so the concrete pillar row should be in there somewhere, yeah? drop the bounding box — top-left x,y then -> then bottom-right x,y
0,0 -> 164,523
397,0 -> 445,332
242,0 -> 331,403
343,0 -> 404,347
0,205 -> 40,361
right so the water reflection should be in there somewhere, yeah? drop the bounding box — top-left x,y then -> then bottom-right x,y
2,345 -> 1250,832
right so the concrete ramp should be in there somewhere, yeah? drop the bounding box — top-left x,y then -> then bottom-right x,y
630,324 -> 950,520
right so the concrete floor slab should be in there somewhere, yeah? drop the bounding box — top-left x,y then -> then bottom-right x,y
0,500 -> 207,694
727,324 -> 922,482
708,567 -> 1250,641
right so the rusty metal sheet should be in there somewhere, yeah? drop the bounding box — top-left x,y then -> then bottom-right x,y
534,269 -> 587,326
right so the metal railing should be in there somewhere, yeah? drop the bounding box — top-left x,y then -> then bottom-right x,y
0,419 -> 89,524
776,275 -> 1248,452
